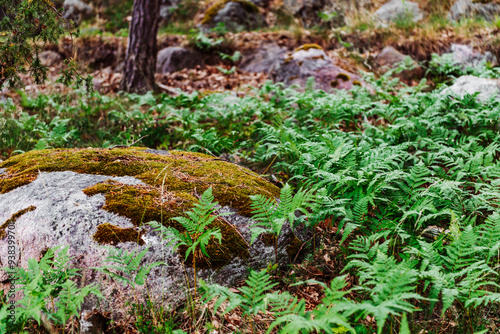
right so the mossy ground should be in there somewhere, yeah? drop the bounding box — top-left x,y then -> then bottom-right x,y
0,206 -> 36,239
0,147 -> 280,267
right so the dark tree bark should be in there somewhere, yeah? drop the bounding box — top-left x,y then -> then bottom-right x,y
120,0 -> 161,93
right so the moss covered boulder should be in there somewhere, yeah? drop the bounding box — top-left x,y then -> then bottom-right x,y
0,148 -> 302,319
270,44 -> 362,92
201,0 -> 265,32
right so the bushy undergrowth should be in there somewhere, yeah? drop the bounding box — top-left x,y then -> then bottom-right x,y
2,64 -> 500,333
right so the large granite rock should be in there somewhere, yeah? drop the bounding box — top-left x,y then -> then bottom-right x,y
0,148 -> 303,325
156,47 -> 203,74
443,44 -> 498,70
441,75 -> 500,101
201,0 -> 265,32
448,0 -> 500,22
374,0 -> 424,25
270,44 -> 362,92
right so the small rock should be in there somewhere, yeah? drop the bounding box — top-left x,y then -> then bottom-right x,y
270,44 -> 362,92
63,0 -> 93,26
374,0 -> 424,25
0,148 -> 304,318
156,47 -> 203,74
39,51 -> 62,67
201,0 -> 265,32
376,46 -> 407,69
443,44 -> 498,70
283,0 -> 343,28
375,46 -> 422,80
448,0 -> 500,22
159,0 -> 182,22
441,75 -> 500,102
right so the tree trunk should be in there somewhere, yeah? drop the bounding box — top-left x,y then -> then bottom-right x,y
120,0 -> 160,94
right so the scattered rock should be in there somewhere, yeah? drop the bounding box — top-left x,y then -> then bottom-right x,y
448,0 -> 500,22
375,46 -> 407,68
63,0 -> 93,26
441,75 -> 500,101
374,0 -> 424,25
443,44 -> 498,70
201,0 -> 265,32
270,44 -> 362,92
39,51 -> 63,67
239,42 -> 287,73
156,47 -> 203,74
375,46 -> 422,80
0,148 -> 304,317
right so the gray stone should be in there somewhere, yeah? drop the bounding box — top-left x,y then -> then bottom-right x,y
270,45 -> 362,92
448,0 -> 500,22
39,51 -> 62,67
441,75 -> 500,102
375,46 -> 422,80
239,43 -> 287,73
205,1 -> 265,32
374,0 -> 424,25
376,46 -> 407,69
156,47 -> 202,74
63,0 -> 93,26
444,44 -> 498,70
283,0 -> 372,28
159,0 -> 182,21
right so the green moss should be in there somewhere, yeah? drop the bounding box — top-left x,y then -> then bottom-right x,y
202,0 -> 260,25
286,235 -> 302,260
0,148 -> 278,268
93,223 -> 145,246
181,215 -> 250,269
336,73 -> 351,81
294,44 -> 323,53
0,206 -> 36,239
